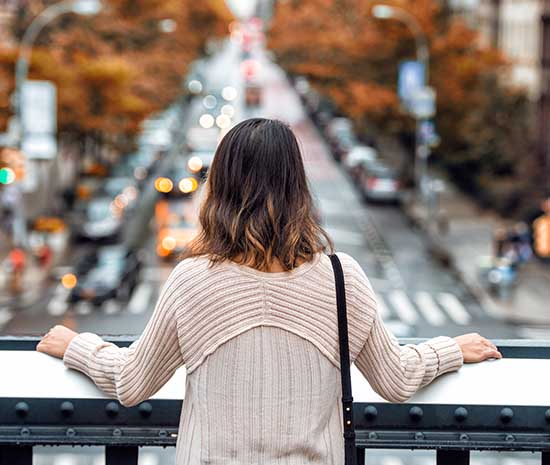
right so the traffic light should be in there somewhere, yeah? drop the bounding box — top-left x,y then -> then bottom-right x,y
533,214 -> 550,258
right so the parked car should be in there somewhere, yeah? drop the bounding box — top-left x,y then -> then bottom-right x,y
343,145 -> 378,182
324,118 -> 358,161
69,245 -> 141,305
357,160 -> 402,203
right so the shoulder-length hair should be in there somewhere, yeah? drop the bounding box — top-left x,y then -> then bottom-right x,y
182,118 -> 333,271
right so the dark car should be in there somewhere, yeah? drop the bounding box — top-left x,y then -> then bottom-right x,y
73,196 -> 124,243
69,246 -> 141,305
357,160 -> 402,204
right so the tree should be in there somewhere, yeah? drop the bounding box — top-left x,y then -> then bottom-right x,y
268,0 -> 533,215
0,0 -> 232,150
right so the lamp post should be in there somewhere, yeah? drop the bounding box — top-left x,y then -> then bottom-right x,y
13,0 -> 102,138
372,4 -> 433,210
10,0 -> 101,248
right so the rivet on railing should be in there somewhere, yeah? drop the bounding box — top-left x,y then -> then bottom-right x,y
20,427 -> 30,437
60,401 -> 74,418
364,405 -> 378,422
159,430 -> 168,438
409,406 -> 423,422
66,428 -> 76,437
460,433 -> 469,441
105,402 -> 120,418
368,432 -> 378,440
139,402 -> 153,418
454,407 -> 468,422
113,428 -> 122,437
500,408 -> 514,424
415,432 -> 425,440
505,434 -> 515,442
15,401 -> 29,418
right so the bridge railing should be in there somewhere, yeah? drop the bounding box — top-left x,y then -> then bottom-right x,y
1,337 -> 550,465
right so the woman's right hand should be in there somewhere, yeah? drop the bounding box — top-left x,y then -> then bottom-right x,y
454,333 -> 502,363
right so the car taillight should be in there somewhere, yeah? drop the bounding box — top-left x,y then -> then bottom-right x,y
366,177 -> 378,189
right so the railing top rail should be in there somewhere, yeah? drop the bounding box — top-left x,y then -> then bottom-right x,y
2,336 -> 550,358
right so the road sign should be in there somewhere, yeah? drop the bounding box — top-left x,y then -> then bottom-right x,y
398,61 -> 425,103
409,86 -> 436,119
21,80 -> 57,160
533,214 -> 550,258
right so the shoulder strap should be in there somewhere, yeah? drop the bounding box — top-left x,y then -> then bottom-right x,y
328,254 -> 357,465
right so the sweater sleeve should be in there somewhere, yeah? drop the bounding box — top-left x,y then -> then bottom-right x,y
63,263 -> 186,407
343,255 -> 464,403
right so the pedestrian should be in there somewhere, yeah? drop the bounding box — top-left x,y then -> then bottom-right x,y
38,118 -> 501,465
8,246 -> 26,295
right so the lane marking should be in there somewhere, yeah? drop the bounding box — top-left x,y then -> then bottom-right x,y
102,300 -> 121,315
128,282 -> 154,315
414,291 -> 446,327
387,290 -> 418,325
438,292 -> 471,325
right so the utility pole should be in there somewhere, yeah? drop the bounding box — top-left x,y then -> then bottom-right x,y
490,0 -> 501,48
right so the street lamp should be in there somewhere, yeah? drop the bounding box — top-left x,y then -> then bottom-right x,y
10,0 -> 101,248
372,4 -> 433,216
14,0 -> 102,137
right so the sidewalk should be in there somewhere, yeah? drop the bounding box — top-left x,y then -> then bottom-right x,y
404,185 -> 550,325
0,230 -> 70,308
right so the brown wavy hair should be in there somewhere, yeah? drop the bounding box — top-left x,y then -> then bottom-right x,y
182,118 -> 333,271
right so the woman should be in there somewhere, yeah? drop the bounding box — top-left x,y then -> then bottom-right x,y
38,118 -> 501,465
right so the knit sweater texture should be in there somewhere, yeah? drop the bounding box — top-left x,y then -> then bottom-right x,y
63,252 -> 464,465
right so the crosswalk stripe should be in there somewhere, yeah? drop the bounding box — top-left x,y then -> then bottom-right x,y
414,291 -> 446,326
438,292 -> 471,325
387,290 -> 418,325
75,301 -> 93,316
376,295 -> 390,320
128,282 -> 154,315
102,300 -> 121,315
0,307 -> 12,329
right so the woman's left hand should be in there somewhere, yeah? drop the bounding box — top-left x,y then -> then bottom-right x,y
37,325 -> 78,359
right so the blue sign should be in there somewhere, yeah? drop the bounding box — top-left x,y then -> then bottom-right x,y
398,61 -> 425,103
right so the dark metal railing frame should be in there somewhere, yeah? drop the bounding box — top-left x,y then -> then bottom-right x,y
1,337 -> 550,465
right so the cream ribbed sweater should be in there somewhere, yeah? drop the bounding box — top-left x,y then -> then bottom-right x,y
64,253 -> 464,465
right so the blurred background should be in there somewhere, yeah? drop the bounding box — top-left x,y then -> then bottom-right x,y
0,0 -> 549,463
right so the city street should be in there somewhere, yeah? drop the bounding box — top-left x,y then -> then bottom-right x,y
1,40 -> 539,465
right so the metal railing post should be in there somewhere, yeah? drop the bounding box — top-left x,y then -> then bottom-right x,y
356,447 -> 365,465
0,445 -> 33,465
105,446 -> 139,465
436,450 -> 470,465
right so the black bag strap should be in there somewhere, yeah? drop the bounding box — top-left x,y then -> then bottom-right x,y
328,254 -> 357,465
